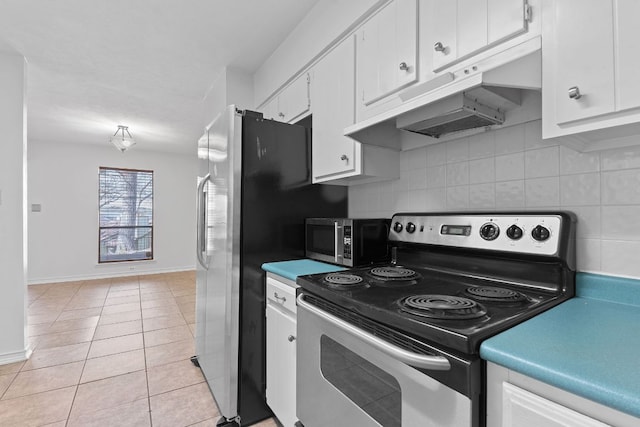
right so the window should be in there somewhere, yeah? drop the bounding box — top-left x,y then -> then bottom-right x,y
99,167 -> 153,263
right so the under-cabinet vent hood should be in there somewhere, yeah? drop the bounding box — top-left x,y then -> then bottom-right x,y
396,90 -> 509,138
345,38 -> 543,147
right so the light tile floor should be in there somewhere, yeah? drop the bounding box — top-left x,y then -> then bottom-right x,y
0,271 -> 278,427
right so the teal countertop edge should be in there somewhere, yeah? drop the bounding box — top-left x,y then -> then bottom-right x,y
480,272 -> 640,419
261,259 -> 345,281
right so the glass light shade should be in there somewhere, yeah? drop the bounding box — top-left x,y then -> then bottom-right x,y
110,135 -> 136,152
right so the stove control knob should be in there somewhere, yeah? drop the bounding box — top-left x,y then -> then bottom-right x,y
406,222 -> 416,233
393,222 -> 404,233
506,224 -> 523,240
531,225 -> 551,241
480,222 -> 500,241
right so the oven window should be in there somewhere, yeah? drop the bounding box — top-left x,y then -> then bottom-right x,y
320,335 -> 401,426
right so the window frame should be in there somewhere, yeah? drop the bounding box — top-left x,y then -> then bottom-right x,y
98,166 -> 154,264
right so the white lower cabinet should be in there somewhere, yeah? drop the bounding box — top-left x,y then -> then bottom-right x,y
265,275 -> 298,427
501,382 -> 608,427
486,362 -> 640,427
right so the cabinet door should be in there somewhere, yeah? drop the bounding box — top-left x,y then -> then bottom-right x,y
457,0 -> 488,59
488,0 -> 527,45
358,0 -> 417,105
312,36 -> 358,180
266,304 -> 297,427
502,383 -> 610,427
261,97 -> 279,121
553,0 -> 615,124
432,0 -> 458,70
615,0 -> 640,112
279,72 -> 310,123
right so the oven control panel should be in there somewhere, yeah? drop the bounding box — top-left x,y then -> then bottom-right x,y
389,214 -> 564,256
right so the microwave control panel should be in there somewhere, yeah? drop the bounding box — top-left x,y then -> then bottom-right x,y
343,226 -> 352,259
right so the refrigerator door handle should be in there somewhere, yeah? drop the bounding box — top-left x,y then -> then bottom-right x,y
197,173 -> 211,269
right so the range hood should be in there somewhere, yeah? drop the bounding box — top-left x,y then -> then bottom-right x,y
396,89 -> 514,138
345,38 -> 542,146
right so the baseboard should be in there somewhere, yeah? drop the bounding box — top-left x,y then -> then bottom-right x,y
28,265 -> 196,285
0,345 -> 32,365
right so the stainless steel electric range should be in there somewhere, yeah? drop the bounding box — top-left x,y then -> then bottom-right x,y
295,212 -> 576,427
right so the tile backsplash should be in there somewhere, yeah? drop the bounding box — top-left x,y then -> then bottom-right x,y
348,120 -> 640,279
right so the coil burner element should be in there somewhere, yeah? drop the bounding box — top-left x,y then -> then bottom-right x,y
323,273 -> 366,290
400,295 -> 487,320
370,266 -> 418,280
465,286 -> 528,304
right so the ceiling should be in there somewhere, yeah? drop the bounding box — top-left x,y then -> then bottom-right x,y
0,0 -> 319,154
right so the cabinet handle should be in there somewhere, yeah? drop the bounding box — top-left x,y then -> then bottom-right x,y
273,292 -> 286,303
434,41 -> 445,52
288,335 -> 296,342
278,112 -> 285,118
340,154 -> 348,162
568,86 -> 582,100
399,62 -> 409,71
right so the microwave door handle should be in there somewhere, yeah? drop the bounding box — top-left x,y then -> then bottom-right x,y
297,294 -> 451,371
334,221 -> 340,263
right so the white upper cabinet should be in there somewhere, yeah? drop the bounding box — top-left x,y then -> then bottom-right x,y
312,36 -> 358,180
260,72 -> 311,123
615,0 -> 640,112
432,0 -> 530,71
356,0 -> 418,106
552,0 -> 614,125
312,35 -> 399,185
279,73 -> 311,123
542,0 -> 640,148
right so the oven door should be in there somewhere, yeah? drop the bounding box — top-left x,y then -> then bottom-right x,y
297,293 -> 473,427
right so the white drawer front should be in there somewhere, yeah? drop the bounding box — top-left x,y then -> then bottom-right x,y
266,276 -> 297,314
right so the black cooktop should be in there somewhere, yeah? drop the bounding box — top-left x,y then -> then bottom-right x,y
297,263 -> 568,354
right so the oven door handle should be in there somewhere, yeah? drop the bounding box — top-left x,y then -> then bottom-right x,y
297,294 -> 451,371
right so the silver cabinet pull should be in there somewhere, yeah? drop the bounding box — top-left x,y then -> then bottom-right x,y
297,294 -> 451,371
568,86 -> 582,100
288,335 -> 296,342
434,41 -> 445,52
340,154 -> 348,161
399,62 -> 409,71
273,292 -> 286,303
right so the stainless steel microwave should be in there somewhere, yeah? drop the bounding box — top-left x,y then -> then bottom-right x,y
305,218 -> 390,267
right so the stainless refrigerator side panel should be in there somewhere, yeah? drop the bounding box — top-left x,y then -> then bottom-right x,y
197,106 -> 242,421
195,132 -> 209,362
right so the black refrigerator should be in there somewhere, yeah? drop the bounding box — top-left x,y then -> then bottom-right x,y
195,106 -> 348,426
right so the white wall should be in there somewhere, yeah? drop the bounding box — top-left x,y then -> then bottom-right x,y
202,66 -> 254,129
349,120 -> 640,279
0,52 -> 29,363
28,141 -> 197,283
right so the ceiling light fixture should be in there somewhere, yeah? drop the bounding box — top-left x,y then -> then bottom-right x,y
110,125 -> 136,152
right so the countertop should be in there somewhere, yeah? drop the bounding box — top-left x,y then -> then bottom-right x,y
480,272 -> 640,418
261,259 -> 345,281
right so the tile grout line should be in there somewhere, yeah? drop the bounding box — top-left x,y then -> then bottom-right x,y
65,277 -> 104,427
139,275 -> 155,427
